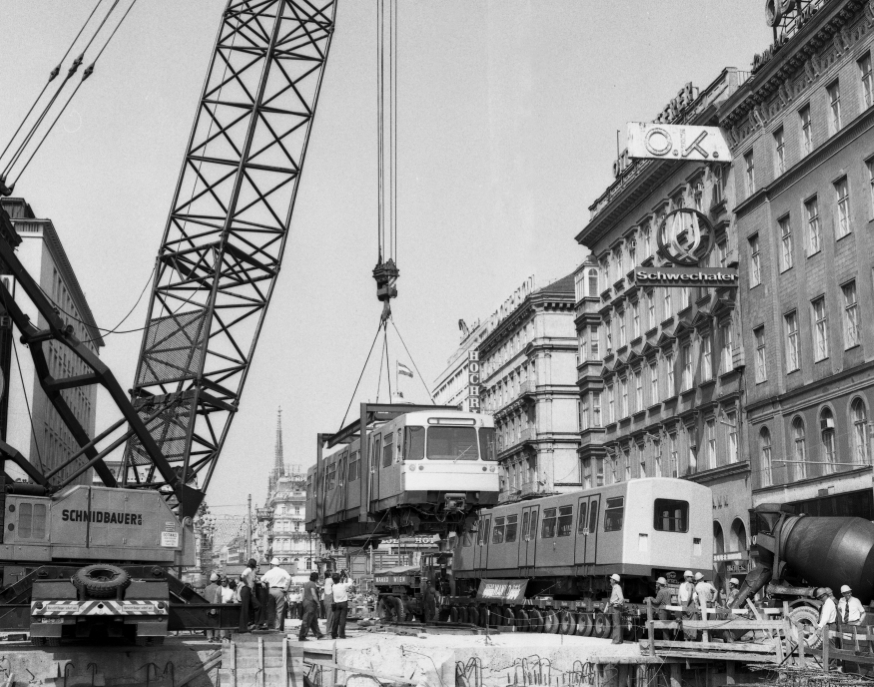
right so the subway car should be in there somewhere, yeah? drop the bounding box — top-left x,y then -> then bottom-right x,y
306,406 -> 501,546
442,478 -> 712,635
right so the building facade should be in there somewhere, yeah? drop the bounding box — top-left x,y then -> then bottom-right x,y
0,198 -> 103,486
721,0 -> 874,522
575,71 -> 752,589
479,273 -> 580,500
432,319 -> 489,411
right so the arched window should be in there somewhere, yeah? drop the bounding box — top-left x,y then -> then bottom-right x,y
730,519 -> 748,553
851,399 -> 868,464
713,522 -> 725,555
760,428 -> 772,487
792,417 -> 806,480
588,269 -> 599,297
821,408 -> 836,472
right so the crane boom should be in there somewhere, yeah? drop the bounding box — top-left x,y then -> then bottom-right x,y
122,0 -> 337,494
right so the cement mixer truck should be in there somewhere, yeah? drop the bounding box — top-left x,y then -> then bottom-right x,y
733,502 -> 874,647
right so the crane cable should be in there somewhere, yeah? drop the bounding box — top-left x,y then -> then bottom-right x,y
2,0 -> 140,187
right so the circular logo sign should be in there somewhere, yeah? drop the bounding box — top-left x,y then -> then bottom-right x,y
656,208 -> 715,267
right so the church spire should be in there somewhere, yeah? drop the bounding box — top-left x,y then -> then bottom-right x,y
274,407 -> 285,476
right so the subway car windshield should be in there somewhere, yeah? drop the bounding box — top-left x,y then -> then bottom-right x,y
427,426 -> 479,460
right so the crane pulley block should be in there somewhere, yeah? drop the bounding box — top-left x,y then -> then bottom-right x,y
373,258 -> 399,303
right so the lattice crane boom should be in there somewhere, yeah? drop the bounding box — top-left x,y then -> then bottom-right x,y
122,0 -> 337,500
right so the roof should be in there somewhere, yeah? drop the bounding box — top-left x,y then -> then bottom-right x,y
533,273 -> 575,298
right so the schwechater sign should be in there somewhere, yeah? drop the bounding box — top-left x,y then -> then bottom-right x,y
636,267 -> 738,287
61,509 -> 144,526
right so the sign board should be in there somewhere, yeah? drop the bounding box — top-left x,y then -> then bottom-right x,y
467,350 -> 481,411
713,551 -> 747,562
635,267 -> 739,288
627,123 -> 731,162
476,578 -> 527,602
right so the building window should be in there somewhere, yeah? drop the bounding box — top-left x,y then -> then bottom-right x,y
800,105 -> 812,155
607,385 -> 615,424
712,164 -> 724,205
744,151 -> 755,196
821,408 -> 836,471
706,419 -> 716,470
620,377 -> 628,418
688,444 -> 698,475
702,334 -> 712,382
774,127 -> 785,176
618,310 -> 626,346
727,411 -> 738,463
827,81 -> 842,134
579,398 -> 588,431
588,269 -> 599,297
785,311 -> 800,372
779,216 -> 793,271
642,225 -> 652,257
812,297 -> 828,361
722,322 -> 734,373
647,291 -> 655,329
624,448 -> 631,481
793,417 -> 807,480
632,301 -> 640,339
649,360 -> 659,405
634,369 -> 643,412
861,53 -> 874,109
749,235 -> 761,287
852,399 -> 869,464
843,281 -> 860,348
806,196 -> 821,254
669,434 -> 678,478
666,353 -> 675,396
693,180 -> 704,212
681,343 -> 693,391
593,391 -> 601,427
760,428 -> 772,488
664,290 -> 672,319
654,440 -> 662,477
754,327 -> 767,383
835,177 -> 851,239
639,443 -> 647,477
590,325 -> 599,359
868,159 -> 874,219
605,319 -> 612,352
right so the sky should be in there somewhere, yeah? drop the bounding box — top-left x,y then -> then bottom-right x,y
0,1 -> 772,518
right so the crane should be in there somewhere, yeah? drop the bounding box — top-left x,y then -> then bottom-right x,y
0,0 -> 338,644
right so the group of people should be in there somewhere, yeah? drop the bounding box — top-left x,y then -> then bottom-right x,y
298,571 -> 354,641
642,571 -> 739,641
815,584 -> 866,638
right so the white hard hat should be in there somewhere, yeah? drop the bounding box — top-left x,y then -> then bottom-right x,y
271,557 -> 280,566
730,578 -> 740,586
209,573 -> 219,582
684,570 -> 694,578
656,577 -> 667,586
694,572 -> 704,581
816,587 -> 833,598
611,574 -> 620,582
841,584 -> 852,594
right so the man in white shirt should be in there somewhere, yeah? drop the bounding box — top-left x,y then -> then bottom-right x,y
604,574 -> 625,644
838,584 -> 865,626
678,571 -> 699,641
694,572 -> 719,615
322,574 -> 335,630
261,558 -> 292,631
331,573 -> 353,639
815,587 -> 837,641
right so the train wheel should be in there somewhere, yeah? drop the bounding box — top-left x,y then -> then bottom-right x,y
546,610 -> 561,634
559,610 -> 576,635
489,605 -> 503,627
478,605 -> 489,628
392,596 -> 407,622
516,608 -> 529,632
458,606 -> 469,624
528,608 -> 544,633
504,607 -> 516,628
449,606 -> 460,623
592,612 -> 612,639
578,612 -> 594,637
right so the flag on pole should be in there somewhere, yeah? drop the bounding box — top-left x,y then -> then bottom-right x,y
397,362 -> 414,378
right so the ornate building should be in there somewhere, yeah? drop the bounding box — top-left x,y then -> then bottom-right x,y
479,273 -> 580,500
721,0 -> 874,521
575,70 -> 751,590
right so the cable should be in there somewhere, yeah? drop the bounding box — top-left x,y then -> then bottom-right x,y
389,315 -> 435,403
375,326 -> 387,403
384,322 -> 392,400
10,334 -> 46,476
337,319 -> 385,431
376,0 -> 384,263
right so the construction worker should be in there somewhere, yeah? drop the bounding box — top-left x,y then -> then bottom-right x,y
604,574 -> 625,644
644,577 -> 673,640
814,587 -> 838,645
261,558 -> 292,631
238,558 -> 260,634
677,571 -> 698,641
298,571 -> 325,641
725,578 -> 741,607
694,572 -> 719,621
838,584 -> 865,626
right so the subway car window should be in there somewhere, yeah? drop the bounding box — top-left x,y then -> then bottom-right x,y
404,427 -> 425,460
522,511 -> 530,540
492,516 -> 505,544
558,506 -> 574,536
479,427 -> 498,461
529,511 -> 539,540
483,517 -> 491,544
654,499 -> 689,532
577,503 -> 588,533
476,519 -> 484,545
541,508 -> 557,538
382,433 -> 394,467
589,500 -> 599,533
604,497 -> 624,532
348,451 -> 360,481
427,426 -> 478,460
506,514 -> 518,542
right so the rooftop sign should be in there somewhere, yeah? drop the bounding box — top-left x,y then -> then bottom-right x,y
626,123 -> 731,163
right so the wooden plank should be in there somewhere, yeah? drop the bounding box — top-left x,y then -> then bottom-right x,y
726,662 -> 735,686
669,663 -> 680,687
656,651 -> 783,663
639,639 -> 777,654
647,600 -> 655,658
680,620 -> 786,630
806,646 -> 874,665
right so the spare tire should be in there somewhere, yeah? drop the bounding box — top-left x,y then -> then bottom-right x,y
391,596 -> 407,622
72,564 -> 130,599
789,605 -> 822,650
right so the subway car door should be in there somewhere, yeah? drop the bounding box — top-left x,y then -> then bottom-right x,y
518,505 -> 539,571
475,514 -> 491,571
583,496 -> 599,566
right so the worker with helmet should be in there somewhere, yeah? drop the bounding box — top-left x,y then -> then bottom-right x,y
604,574 -> 625,644
677,571 -> 699,641
694,572 -> 719,621
814,587 -> 838,642
644,577 -> 673,639
725,578 -> 741,607
838,584 -> 865,626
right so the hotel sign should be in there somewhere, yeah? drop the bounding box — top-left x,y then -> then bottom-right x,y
627,123 -> 731,162
467,350 -> 481,411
